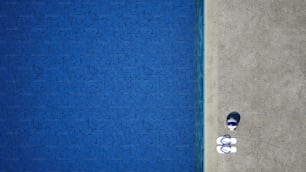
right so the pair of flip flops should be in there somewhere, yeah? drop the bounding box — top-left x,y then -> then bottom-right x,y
216,135 -> 237,154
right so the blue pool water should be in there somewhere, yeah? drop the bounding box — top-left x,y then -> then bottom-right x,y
0,1 -> 202,171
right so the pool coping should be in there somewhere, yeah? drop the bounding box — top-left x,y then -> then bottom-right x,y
204,0 -> 218,172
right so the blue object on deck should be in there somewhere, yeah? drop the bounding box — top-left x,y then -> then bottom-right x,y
226,112 -> 241,131
0,1 -> 202,171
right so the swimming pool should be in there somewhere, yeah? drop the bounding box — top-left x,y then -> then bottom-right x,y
0,1 -> 204,171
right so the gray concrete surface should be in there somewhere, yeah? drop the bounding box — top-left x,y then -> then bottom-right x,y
204,0 -> 218,171
205,0 -> 306,172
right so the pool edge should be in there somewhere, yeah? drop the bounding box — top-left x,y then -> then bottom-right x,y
204,0 -> 219,172
195,0 -> 204,171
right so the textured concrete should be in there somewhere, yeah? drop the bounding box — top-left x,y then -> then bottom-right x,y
204,0 -> 218,171
205,0 -> 306,171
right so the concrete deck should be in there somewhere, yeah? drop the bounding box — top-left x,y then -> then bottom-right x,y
205,0 -> 306,171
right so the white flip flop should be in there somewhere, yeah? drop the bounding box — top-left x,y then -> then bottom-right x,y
216,145 -> 237,154
216,135 -> 237,145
